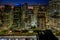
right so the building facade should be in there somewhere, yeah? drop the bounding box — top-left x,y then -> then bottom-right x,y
0,3 -> 49,30
48,0 -> 60,28
0,0 -> 60,30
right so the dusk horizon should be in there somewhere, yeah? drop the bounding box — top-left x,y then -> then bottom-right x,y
0,0 -> 49,6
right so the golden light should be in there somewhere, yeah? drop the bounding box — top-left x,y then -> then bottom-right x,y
9,30 -> 12,33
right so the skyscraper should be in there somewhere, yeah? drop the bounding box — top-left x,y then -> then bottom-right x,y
13,6 -> 22,29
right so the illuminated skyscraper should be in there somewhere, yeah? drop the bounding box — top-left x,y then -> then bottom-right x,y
48,0 -> 60,28
13,6 -> 22,29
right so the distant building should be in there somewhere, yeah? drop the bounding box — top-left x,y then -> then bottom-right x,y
0,3 -> 48,30
0,0 -> 60,30
13,6 -> 22,29
48,0 -> 60,28
0,5 -> 13,29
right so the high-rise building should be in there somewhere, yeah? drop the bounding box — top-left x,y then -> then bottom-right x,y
13,6 -> 22,29
48,0 -> 60,28
0,5 -> 13,29
37,5 -> 47,29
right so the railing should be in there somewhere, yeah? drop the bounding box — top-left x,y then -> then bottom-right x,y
0,36 -> 37,40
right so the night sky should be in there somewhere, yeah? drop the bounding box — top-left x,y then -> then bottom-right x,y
0,0 -> 49,5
